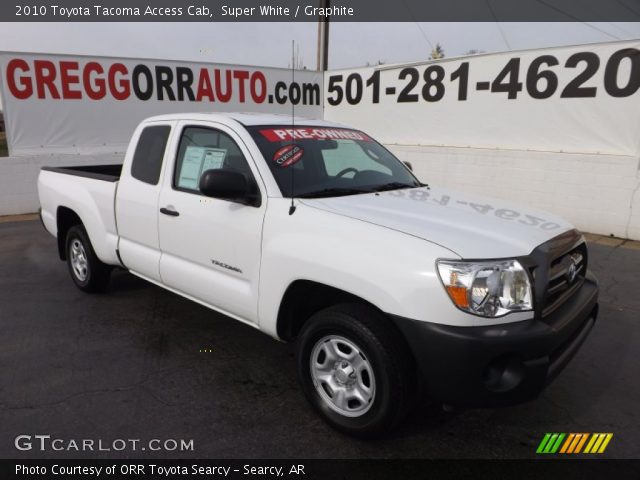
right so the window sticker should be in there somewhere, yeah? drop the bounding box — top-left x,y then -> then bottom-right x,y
272,144 -> 304,168
178,146 -> 227,189
260,128 -> 372,142
202,149 -> 226,171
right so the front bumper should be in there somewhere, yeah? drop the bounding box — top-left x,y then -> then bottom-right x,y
391,271 -> 599,407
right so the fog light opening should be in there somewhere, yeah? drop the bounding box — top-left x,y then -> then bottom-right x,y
483,355 -> 526,393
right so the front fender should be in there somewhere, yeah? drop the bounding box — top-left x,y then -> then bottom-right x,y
257,199 -> 473,337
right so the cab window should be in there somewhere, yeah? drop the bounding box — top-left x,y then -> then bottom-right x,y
130,125 -> 170,185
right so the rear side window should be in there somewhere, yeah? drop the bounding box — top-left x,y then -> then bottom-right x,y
131,125 -> 170,185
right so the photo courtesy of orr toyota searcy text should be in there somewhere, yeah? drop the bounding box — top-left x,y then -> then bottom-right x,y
4,58 -> 321,104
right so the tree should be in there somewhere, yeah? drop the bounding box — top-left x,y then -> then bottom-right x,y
429,43 -> 445,60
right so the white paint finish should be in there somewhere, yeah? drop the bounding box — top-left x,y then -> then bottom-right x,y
36,113 -> 550,335
257,198 -> 533,332
37,169 -> 120,265
115,121 -> 176,282
387,144 -> 640,239
146,111 -> 345,128
300,186 -> 573,259
157,119 -> 267,323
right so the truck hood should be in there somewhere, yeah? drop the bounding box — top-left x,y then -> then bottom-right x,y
300,186 -> 574,258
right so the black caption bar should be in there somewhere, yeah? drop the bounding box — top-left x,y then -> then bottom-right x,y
1,0 -> 639,22
3,459 -> 640,480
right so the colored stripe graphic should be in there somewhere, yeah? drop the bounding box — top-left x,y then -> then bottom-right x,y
536,433 -> 565,454
561,433 -> 588,453
538,433 -> 613,454
574,433 -> 589,453
584,433 -> 614,454
536,433 -> 552,454
559,433 -> 575,453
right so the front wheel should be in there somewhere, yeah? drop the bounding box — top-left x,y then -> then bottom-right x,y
65,225 -> 111,293
296,303 -> 415,437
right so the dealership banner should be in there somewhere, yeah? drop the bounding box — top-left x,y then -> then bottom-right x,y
2,41 -> 640,158
0,53 -> 323,155
324,40 -> 640,158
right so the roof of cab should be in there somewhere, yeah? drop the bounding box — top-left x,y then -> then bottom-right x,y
142,112 -> 347,128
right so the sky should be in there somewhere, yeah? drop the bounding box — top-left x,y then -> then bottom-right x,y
1,22 -> 638,68
0,21 -> 638,108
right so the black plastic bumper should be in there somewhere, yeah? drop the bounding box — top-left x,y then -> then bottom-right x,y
391,272 -> 599,407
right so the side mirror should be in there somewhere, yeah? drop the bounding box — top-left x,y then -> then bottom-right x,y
199,169 -> 260,207
403,161 -> 413,171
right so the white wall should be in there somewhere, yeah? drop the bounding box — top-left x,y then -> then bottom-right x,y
388,145 -> 640,240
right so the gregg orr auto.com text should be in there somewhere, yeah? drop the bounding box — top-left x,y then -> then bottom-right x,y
5,58 -> 321,105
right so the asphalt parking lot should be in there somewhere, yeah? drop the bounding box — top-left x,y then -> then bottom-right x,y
1,219 -> 638,459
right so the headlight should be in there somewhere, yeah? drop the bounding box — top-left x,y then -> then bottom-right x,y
436,259 -> 533,317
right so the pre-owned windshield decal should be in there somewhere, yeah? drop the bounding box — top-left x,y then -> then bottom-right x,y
259,128 -> 371,142
272,144 -> 304,167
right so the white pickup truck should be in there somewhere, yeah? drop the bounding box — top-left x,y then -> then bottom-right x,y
38,113 -> 599,437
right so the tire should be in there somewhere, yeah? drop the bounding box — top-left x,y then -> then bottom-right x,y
296,303 -> 415,437
65,225 -> 111,293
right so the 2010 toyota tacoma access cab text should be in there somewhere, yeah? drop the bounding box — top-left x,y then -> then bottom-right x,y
38,113 -> 599,437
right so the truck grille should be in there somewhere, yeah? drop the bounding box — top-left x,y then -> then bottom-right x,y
541,243 -> 587,317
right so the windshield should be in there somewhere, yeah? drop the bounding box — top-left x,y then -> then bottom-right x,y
248,125 -> 421,198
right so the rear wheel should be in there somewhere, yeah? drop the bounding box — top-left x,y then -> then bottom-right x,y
296,303 -> 415,437
65,225 -> 111,293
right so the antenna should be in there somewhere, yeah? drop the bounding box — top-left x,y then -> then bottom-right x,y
288,39 -> 297,216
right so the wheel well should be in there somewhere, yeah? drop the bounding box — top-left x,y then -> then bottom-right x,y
277,280 -> 377,342
56,207 -> 82,260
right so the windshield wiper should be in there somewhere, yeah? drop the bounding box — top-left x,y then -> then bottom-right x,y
371,182 -> 419,192
297,187 -> 374,199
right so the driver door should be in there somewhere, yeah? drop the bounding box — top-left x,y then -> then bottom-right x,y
158,121 -> 266,324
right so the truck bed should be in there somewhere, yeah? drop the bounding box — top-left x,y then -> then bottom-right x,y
41,164 -> 122,182
38,165 -> 122,267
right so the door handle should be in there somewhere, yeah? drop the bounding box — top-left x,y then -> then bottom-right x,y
160,207 -> 180,217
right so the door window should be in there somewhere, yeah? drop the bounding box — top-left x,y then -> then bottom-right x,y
174,126 -> 254,193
